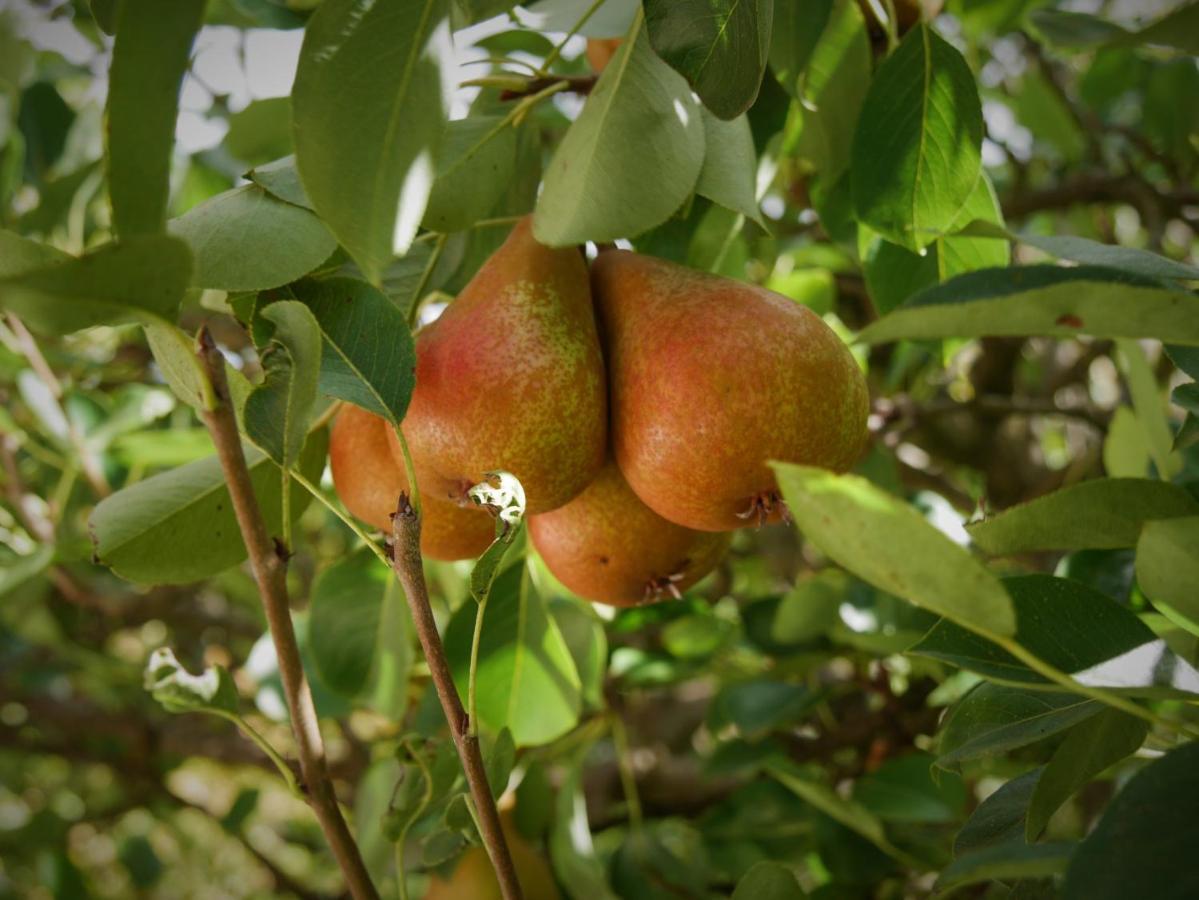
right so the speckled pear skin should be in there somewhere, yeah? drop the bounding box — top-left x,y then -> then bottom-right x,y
329,405 -> 495,562
393,216 -> 606,515
592,250 -> 869,532
529,460 -> 730,606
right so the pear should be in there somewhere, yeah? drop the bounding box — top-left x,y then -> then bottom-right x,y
329,404 -> 494,562
424,813 -> 560,900
591,250 -> 868,532
529,460 -> 730,606
391,216 -> 606,515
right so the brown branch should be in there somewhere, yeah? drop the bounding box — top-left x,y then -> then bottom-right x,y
195,326 -> 379,900
499,74 -> 595,100
1001,173 -> 1199,221
390,493 -> 523,900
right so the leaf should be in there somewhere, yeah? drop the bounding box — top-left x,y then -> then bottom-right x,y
954,768 -> 1042,856
421,115 -> 516,233
246,155 -> 311,209
445,561 -> 582,747
695,111 -> 763,225
484,728 -> 515,799
288,277 -> 417,426
0,230 -> 70,277
144,647 -> 239,716
937,683 -> 1102,768
937,842 -> 1075,892
709,680 -> 819,738
769,0 -> 835,95
1026,709 -> 1147,839
788,0 -> 870,182
1028,9 -> 1129,49
853,752 -> 967,824
851,24 -> 983,251
731,861 -> 806,899
550,743 -> 621,900
1136,516 -> 1199,623
1122,1 -> 1199,55
106,0 -> 206,236
773,464 -> 1016,636
547,595 -> 608,710
910,574 -> 1199,698
223,97 -> 293,165
1117,338 -> 1181,479
169,185 -> 336,291
1063,742 -> 1199,900
643,0 -> 773,120
967,478 -> 1199,554
857,265 -> 1199,346
293,0 -> 452,281
90,430 -> 327,585
309,549 -> 412,718
534,27 -> 705,246
244,302 -> 322,469
0,235 -> 192,335
143,322 -> 253,419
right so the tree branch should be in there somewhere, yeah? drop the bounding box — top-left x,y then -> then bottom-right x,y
389,493 -> 523,900
195,326 -> 378,900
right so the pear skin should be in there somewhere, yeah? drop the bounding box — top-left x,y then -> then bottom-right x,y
591,250 -> 868,532
529,460 -> 730,606
329,405 -> 495,561
423,816 -> 560,900
393,216 -> 606,515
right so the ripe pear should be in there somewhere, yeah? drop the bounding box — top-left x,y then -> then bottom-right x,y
585,38 -> 622,73
392,216 -> 606,515
529,460 -> 730,606
329,404 -> 495,561
423,815 -> 560,900
591,251 -> 868,532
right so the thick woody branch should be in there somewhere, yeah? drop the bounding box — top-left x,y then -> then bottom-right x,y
390,494 -> 523,900
195,327 -> 378,900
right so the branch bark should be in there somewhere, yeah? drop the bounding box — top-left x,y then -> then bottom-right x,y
196,326 -> 378,900
390,493 -> 523,900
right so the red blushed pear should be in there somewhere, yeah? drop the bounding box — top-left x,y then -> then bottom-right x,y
529,460 -> 730,606
329,404 -> 494,562
389,216 -> 606,515
591,250 -> 869,532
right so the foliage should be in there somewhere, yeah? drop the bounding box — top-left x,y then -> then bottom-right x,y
1,0 -> 1198,898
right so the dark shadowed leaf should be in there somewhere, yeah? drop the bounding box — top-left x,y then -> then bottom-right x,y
422,115 -> 516,233
853,753 -> 967,824
549,742 -> 621,900
769,0 -> 834,95
732,860 -> 806,899
244,302 -> 322,469
955,768 -> 1042,856
938,842 -> 1074,892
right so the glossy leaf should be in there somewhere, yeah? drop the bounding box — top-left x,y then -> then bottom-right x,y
90,431 -> 327,585
695,111 -> 763,225
910,574 -> 1199,698
774,464 -> 1016,636
858,266 -> 1199,346
244,302 -> 322,469
288,277 -> 417,427
851,24 -> 983,251
534,28 -> 705,246
169,185 -> 336,291
422,115 -> 516,233
1136,516 -> 1199,622
643,0 -> 772,120
293,0 -> 452,281
106,0 -> 205,236
967,478 -> 1199,554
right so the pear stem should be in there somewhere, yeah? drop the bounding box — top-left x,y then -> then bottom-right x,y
389,494 -> 523,900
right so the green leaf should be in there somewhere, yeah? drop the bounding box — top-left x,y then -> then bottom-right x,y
534,27 -> 705,246
288,277 -> 417,427
484,727 -> 515,799
144,647 -> 240,716
310,550 -> 411,718
1028,9 -> 1128,49
0,546 -> 54,599
293,0 -> 451,281
549,742 -> 621,900
858,265 -> 1199,346
853,752 -> 967,824
937,683 -> 1102,768
709,680 -> 819,738
1136,516 -> 1199,623
143,322 -> 253,419
106,0 -> 206,236
244,302 -> 322,469
910,574 -> 1199,698
90,430 -> 327,585
1063,742 -> 1199,900
1122,1 -> 1199,54
421,115 -> 516,233
547,595 -> 608,710
695,111 -> 763,225
732,861 -> 806,899
788,0 -> 870,183
769,0 -> 834,95
169,185 -> 336,291
954,768 -> 1041,856
223,97 -> 293,166
643,0 -> 773,120
938,842 -> 1074,892
445,561 -> 582,746
0,235 -> 192,335
773,464 -> 1016,636
246,155 -> 311,209
1026,709 -> 1148,839
967,478 -> 1199,554
851,24 -> 983,251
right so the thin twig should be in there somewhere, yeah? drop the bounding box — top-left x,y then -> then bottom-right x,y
389,493 -> 523,900
195,326 -> 379,900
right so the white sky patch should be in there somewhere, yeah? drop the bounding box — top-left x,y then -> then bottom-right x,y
393,149 -> 436,255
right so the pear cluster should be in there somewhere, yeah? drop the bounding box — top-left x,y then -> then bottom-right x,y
330,216 -> 868,606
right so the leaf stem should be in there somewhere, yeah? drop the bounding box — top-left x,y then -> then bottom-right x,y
467,592 -> 488,739
540,0 -> 608,73
290,470 -> 391,568
281,468 -> 293,552
223,711 -> 301,796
